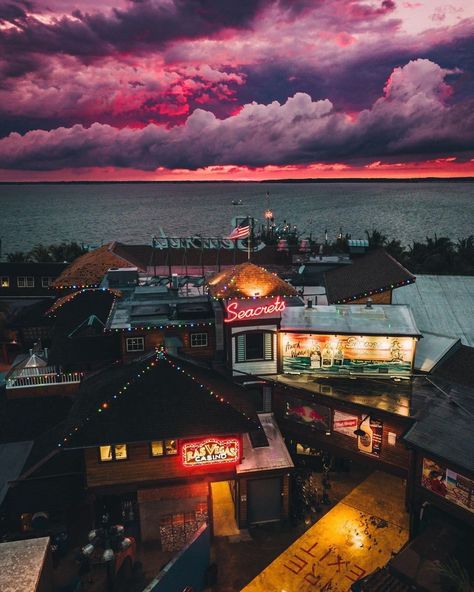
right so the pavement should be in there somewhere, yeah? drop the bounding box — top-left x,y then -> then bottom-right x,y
241,471 -> 408,592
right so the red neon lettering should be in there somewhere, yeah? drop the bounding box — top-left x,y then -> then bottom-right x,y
182,438 -> 240,467
225,297 -> 286,323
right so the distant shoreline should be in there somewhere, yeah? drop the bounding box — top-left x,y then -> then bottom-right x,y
0,177 -> 473,185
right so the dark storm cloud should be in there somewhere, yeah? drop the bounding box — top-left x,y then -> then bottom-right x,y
1,60 -> 472,171
0,0 -> 268,60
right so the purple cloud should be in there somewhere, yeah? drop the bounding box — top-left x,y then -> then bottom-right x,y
1,59 -> 472,171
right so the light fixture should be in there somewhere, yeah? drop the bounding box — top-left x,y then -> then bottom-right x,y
82,543 -> 95,556
353,414 -> 370,437
102,548 -> 115,562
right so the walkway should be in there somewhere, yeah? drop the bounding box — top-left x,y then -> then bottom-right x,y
211,481 -> 240,537
242,471 -> 409,592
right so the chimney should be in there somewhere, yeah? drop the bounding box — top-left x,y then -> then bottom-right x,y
172,274 -> 179,290
365,297 -> 373,309
307,298 -> 313,309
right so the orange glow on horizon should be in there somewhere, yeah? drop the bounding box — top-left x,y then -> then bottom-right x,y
0,158 -> 473,182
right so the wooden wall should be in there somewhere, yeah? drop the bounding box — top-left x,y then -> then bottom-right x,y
348,290 -> 392,305
120,326 -> 215,362
85,440 -> 237,489
273,386 -> 411,476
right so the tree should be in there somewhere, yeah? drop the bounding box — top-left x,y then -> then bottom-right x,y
6,251 -> 30,262
29,244 -> 53,262
365,229 -> 387,250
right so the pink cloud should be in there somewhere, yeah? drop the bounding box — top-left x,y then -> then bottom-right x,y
1,59 -> 472,172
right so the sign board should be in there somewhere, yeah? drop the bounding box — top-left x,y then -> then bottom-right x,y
285,396 -> 331,432
357,417 -> 383,457
282,333 -> 414,376
422,458 -> 474,514
333,411 -> 358,438
224,296 -> 286,323
182,437 -> 240,467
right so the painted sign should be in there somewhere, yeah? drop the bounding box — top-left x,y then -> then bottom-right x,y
357,417 -> 383,456
285,396 -> 331,432
422,458 -> 474,514
224,296 -> 286,323
333,411 -> 358,438
152,236 -> 265,251
282,333 -> 414,375
182,437 -> 240,467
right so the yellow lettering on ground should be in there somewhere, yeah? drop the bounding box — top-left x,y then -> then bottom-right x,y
242,472 -> 409,592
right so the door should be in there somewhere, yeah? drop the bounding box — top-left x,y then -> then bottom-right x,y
247,477 -> 282,525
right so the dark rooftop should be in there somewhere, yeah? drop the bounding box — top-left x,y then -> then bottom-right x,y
432,344 -> 474,389
324,249 -> 415,304
273,374 -> 435,418
62,354 -> 258,448
403,378 -> 474,473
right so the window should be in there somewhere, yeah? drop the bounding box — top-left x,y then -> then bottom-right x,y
236,332 -> 273,362
150,439 -> 177,457
41,276 -> 53,288
17,276 -> 35,288
126,337 -> 144,352
190,332 -> 208,348
99,444 -> 128,462
0,276 -> 9,288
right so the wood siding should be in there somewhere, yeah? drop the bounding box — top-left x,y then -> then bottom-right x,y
85,440 -> 237,489
231,325 -> 278,377
273,386 -> 411,475
350,290 -> 392,305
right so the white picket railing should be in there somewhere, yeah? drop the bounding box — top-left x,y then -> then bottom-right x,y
6,373 -> 82,389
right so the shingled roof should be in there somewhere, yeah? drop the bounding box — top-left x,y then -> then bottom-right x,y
432,344 -> 474,389
62,354 -> 258,448
324,249 -> 415,304
51,243 -> 137,289
207,261 -> 297,299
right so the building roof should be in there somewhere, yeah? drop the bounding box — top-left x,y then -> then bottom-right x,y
0,441 -> 33,506
207,262 -> 297,299
281,304 -> 420,336
63,354 -> 258,448
324,249 -> 415,304
51,243 -> 136,289
403,379 -> 474,473
107,288 -> 214,331
237,413 -> 294,474
0,262 -> 68,275
392,275 -> 474,346
432,344 -> 474,389
414,332 -> 460,373
0,537 -> 50,592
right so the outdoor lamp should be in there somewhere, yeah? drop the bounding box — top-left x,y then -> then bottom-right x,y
353,414 -> 370,437
121,537 -> 132,550
102,548 -> 115,562
88,529 -> 99,542
82,543 -> 95,556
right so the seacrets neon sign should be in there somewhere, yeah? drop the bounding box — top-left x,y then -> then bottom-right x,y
224,296 -> 286,323
182,437 -> 240,467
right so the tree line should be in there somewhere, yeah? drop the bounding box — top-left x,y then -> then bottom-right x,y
5,242 -> 89,263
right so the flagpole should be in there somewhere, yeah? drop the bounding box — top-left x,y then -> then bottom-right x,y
247,216 -> 252,261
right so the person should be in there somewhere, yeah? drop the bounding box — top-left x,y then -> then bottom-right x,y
428,470 -> 448,497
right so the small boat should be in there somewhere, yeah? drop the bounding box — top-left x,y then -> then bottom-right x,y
232,199 -> 244,206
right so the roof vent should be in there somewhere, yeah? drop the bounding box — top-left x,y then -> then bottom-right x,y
365,297 -> 373,309
307,298 -> 313,309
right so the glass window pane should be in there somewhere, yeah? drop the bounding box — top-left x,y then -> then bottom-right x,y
245,333 -> 264,360
151,441 -> 164,456
99,445 -> 113,462
114,444 -> 128,460
165,440 -> 177,455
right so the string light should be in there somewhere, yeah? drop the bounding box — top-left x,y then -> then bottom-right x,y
338,278 -> 414,304
46,287 -> 121,317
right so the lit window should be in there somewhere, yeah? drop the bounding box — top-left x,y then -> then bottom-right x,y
151,441 -> 164,456
165,439 -> 177,455
17,276 -> 35,288
126,337 -> 144,352
0,276 -> 9,288
150,439 -> 177,457
190,332 -> 208,348
99,444 -> 128,462
236,332 -> 273,362
41,276 -> 53,288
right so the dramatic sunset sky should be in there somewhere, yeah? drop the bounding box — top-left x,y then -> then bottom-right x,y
0,0 -> 473,180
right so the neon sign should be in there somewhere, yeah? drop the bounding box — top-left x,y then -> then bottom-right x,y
224,296 -> 286,323
182,437 -> 240,467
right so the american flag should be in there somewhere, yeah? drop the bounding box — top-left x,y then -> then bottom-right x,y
228,217 -> 250,240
